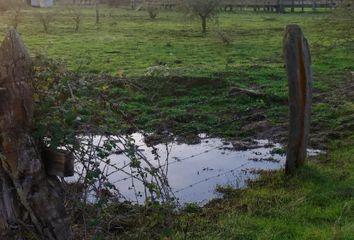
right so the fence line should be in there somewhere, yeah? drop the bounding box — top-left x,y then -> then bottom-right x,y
174,161 -> 251,194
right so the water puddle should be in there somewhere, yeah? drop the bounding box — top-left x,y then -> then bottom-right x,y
68,133 -> 291,205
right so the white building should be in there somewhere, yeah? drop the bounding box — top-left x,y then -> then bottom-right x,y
31,0 -> 54,7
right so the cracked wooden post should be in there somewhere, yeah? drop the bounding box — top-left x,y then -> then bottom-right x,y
0,30 -> 72,239
283,25 -> 312,175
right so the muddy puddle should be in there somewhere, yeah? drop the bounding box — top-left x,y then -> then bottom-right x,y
68,133 -> 320,205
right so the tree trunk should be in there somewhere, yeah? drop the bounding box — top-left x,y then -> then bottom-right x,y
277,0 -> 285,13
283,25 -> 312,175
0,30 -> 72,239
201,16 -> 206,33
312,0 -> 316,11
96,0 -> 100,24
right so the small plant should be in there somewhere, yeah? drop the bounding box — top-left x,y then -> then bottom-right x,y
66,4 -> 83,32
144,0 -> 159,19
270,147 -> 286,156
216,30 -> 233,45
181,0 -> 220,33
145,65 -> 171,78
37,12 -> 55,33
95,0 -> 100,24
11,10 -> 21,30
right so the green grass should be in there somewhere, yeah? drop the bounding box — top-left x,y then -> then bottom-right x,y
1,7 -> 351,139
0,6 -> 352,77
1,7 -> 353,140
169,136 -> 354,240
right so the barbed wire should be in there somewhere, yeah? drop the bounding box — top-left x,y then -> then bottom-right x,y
106,112 -> 267,187
174,161 -> 252,194
57,77 -> 269,204
111,144 -> 223,184
109,119 -> 250,184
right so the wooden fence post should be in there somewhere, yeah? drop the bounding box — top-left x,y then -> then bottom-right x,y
0,30 -> 72,239
283,25 -> 312,175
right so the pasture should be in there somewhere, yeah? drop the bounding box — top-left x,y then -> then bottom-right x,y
1,6 -> 352,140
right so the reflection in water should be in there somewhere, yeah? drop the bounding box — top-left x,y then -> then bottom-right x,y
68,133 -> 288,205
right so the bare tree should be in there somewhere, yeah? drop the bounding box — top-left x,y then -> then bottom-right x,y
277,0 -> 285,13
96,0 -> 100,24
66,4 -> 83,32
37,11 -> 55,33
0,0 -> 26,29
144,0 -> 159,19
10,3 -> 24,30
181,0 -> 220,33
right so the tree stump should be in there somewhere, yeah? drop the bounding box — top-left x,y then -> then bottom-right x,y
0,30 -> 72,239
283,25 -> 313,175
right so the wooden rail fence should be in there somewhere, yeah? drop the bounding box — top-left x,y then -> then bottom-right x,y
98,0 -> 342,12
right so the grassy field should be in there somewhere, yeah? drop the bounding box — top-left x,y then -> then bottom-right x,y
0,6 -> 352,77
1,5 -> 353,239
2,6 -> 350,142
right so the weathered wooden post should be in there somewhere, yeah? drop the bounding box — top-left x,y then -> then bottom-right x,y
0,30 -> 72,239
283,25 -> 312,175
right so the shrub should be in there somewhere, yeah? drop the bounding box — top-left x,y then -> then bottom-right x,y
180,0 -> 220,33
37,11 -> 55,33
144,0 -> 159,19
66,4 -> 83,32
216,30 -> 233,45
